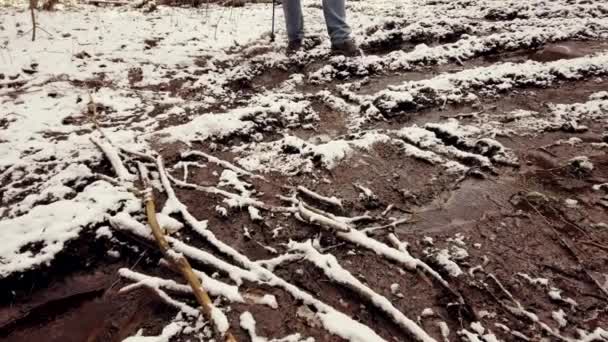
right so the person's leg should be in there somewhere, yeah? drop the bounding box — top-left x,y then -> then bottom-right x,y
283,0 -> 305,43
322,0 -> 352,45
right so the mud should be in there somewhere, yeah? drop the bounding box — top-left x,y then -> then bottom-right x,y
3,5 -> 608,342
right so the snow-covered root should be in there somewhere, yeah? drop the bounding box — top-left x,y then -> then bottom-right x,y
361,217 -> 413,235
386,233 -> 467,305
173,161 -> 206,182
182,150 -> 261,180
110,207 -> 233,341
154,157 -> 392,342
168,172 -> 270,210
293,198 -> 466,306
118,275 -> 200,317
256,253 -> 304,272
296,201 -> 351,232
296,186 -> 343,208
109,212 -> 258,285
119,267 -> 245,303
141,165 -> 234,340
90,135 -> 136,182
123,314 -> 190,342
289,240 -> 436,342
240,312 -> 314,342
494,323 -> 531,341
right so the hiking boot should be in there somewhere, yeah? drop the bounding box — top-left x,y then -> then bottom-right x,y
286,40 -> 303,55
331,39 -> 361,57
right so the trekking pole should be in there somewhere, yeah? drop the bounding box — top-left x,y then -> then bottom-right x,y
270,0 -> 276,42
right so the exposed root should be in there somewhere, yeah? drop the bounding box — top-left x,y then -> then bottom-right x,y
154,157 -> 391,341
182,150 -> 262,180
91,136 -> 136,182
290,240 -> 436,342
485,273 -> 570,342
297,185 -> 343,208
138,162 -> 237,341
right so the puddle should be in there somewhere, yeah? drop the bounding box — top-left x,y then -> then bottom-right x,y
408,175 -> 519,233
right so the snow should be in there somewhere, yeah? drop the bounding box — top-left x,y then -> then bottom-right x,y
548,288 -> 578,307
565,199 -> 579,208
240,311 -> 314,342
421,308 -> 434,317
8,163 -> 93,217
0,180 -> 139,277
437,322 -> 450,342
435,249 -> 463,277
210,306 -> 230,333
244,293 -> 279,309
372,53 -> 608,115
156,213 -> 184,234
95,225 -> 113,239
517,273 -> 549,287
552,309 -> 568,328
123,321 -> 184,342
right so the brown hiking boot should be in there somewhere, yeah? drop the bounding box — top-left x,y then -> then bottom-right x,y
331,39 -> 361,57
286,40 -> 303,55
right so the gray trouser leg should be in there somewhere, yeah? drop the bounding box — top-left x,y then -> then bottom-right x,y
322,0 -> 352,45
283,0 -> 305,42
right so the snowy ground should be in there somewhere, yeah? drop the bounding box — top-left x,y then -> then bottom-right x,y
2,0 -> 608,341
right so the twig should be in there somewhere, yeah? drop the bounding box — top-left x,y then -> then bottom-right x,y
182,150 -> 261,179
526,200 -> 608,301
120,147 -> 157,163
485,273 -> 570,341
30,0 -> 36,42
94,173 -> 140,194
581,240 -> 608,253
537,146 -> 558,158
361,216 -> 414,234
381,204 -> 394,217
169,173 -> 269,210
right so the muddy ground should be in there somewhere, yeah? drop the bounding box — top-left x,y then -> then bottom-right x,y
2,1 -> 608,341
